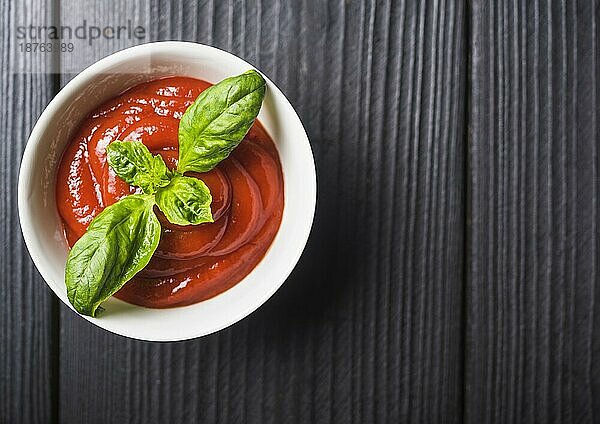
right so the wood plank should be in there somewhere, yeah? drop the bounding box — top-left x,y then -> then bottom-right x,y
57,1 -> 466,423
467,0 -> 600,422
1,0 -> 59,423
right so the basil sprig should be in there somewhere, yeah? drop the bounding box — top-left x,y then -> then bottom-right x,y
65,70 -> 266,316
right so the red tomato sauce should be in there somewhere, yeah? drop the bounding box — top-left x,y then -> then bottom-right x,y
56,77 -> 284,308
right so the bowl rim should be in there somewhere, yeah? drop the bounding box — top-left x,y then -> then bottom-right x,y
18,41 -> 317,341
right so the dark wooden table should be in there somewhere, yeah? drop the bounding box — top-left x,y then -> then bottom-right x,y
2,1 -> 599,423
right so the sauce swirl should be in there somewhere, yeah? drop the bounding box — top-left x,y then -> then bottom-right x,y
56,77 -> 284,308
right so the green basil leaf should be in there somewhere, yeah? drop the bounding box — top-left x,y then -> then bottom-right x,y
106,140 -> 170,194
65,194 -> 161,317
177,70 -> 266,173
155,176 -> 213,226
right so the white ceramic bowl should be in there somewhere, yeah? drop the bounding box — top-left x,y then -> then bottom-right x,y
18,42 -> 316,341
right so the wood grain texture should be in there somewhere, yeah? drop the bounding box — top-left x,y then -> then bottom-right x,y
467,0 -> 600,423
1,0 -> 59,423
56,1 -> 466,423
58,0 -> 149,77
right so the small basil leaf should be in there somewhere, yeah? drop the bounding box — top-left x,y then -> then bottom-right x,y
155,176 -> 214,226
65,194 -> 161,317
177,70 -> 266,173
106,140 -> 170,194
